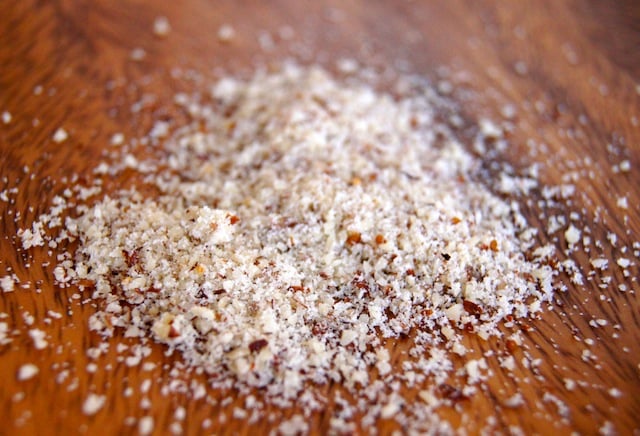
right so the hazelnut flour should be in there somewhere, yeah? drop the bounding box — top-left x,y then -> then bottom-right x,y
12,62 -> 631,433
72,65 -> 554,387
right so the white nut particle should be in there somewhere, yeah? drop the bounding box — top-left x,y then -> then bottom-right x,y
514,61 -> 528,75
564,225 -> 580,246
142,362 -> 156,371
17,364 -> 39,381
418,390 -> 438,407
138,416 -> 154,435
174,406 -> 186,421
336,58 -> 359,74
278,415 -> 309,436
169,422 -> 182,435
153,16 -> 171,37
504,393 -> 524,408
0,322 -> 11,345
130,48 -> 147,61
149,120 -> 170,138
500,356 -> 516,371
445,303 -> 463,322
52,127 -> 68,143
340,329 -> 358,346
619,160 -> 631,172
1,276 -> 15,293
616,258 -> 631,268
380,401 -> 401,419
616,196 -> 628,209
500,104 -> 516,119
608,388 -> 622,398
590,258 -> 608,270
465,358 -> 487,384
479,119 -> 502,139
257,31 -> 274,51
2,111 -> 11,124
564,378 -> 576,391
217,24 -> 235,42
110,133 -> 125,146
140,379 -> 152,394
28,329 -> 48,350
47,310 -> 63,320
598,421 -> 617,436
82,393 -> 106,415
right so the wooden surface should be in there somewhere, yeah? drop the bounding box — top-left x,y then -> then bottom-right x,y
1,0 -> 639,434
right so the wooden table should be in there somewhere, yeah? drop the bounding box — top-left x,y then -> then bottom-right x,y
1,1 -> 638,434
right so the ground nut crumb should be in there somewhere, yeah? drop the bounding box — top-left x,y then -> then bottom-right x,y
65,65 -> 556,413
138,416 -> 154,435
52,127 -> 68,143
1,276 -> 15,293
17,364 -> 39,381
217,24 -> 235,42
153,16 -> 171,37
23,63 -> 577,430
82,393 -> 106,415
28,328 -> 47,350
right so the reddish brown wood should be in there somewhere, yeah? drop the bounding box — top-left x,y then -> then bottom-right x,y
1,1 -> 639,434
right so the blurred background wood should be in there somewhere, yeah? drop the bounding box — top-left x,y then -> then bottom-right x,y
1,0 -> 639,434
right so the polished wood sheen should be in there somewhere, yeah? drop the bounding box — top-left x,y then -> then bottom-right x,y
1,1 -> 639,434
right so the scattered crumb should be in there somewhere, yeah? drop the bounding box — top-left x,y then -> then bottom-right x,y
514,61 -> 528,75
608,388 -> 622,399
0,322 -> 11,345
217,24 -> 235,42
616,196 -> 628,209
619,160 -> 630,172
130,48 -> 147,61
152,16 -> 171,37
1,275 -> 15,293
564,378 -> 576,391
590,258 -> 608,270
82,393 -> 106,415
564,225 -> 580,246
52,128 -> 68,143
17,364 -> 39,381
138,416 -> 154,435
110,133 -> 125,146
28,329 -> 48,350
616,258 -> 631,268
504,393 -> 524,408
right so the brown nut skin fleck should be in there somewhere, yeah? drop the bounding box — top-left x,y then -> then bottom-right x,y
249,339 -> 268,353
346,231 -> 362,245
439,384 -> 468,402
463,300 -> 483,315
490,239 -> 499,252
169,325 -> 181,338
506,339 -> 518,353
123,247 -> 142,268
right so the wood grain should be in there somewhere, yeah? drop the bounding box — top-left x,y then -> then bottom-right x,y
1,0 -> 639,434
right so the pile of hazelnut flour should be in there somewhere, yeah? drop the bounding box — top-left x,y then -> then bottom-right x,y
23,64 -> 560,431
